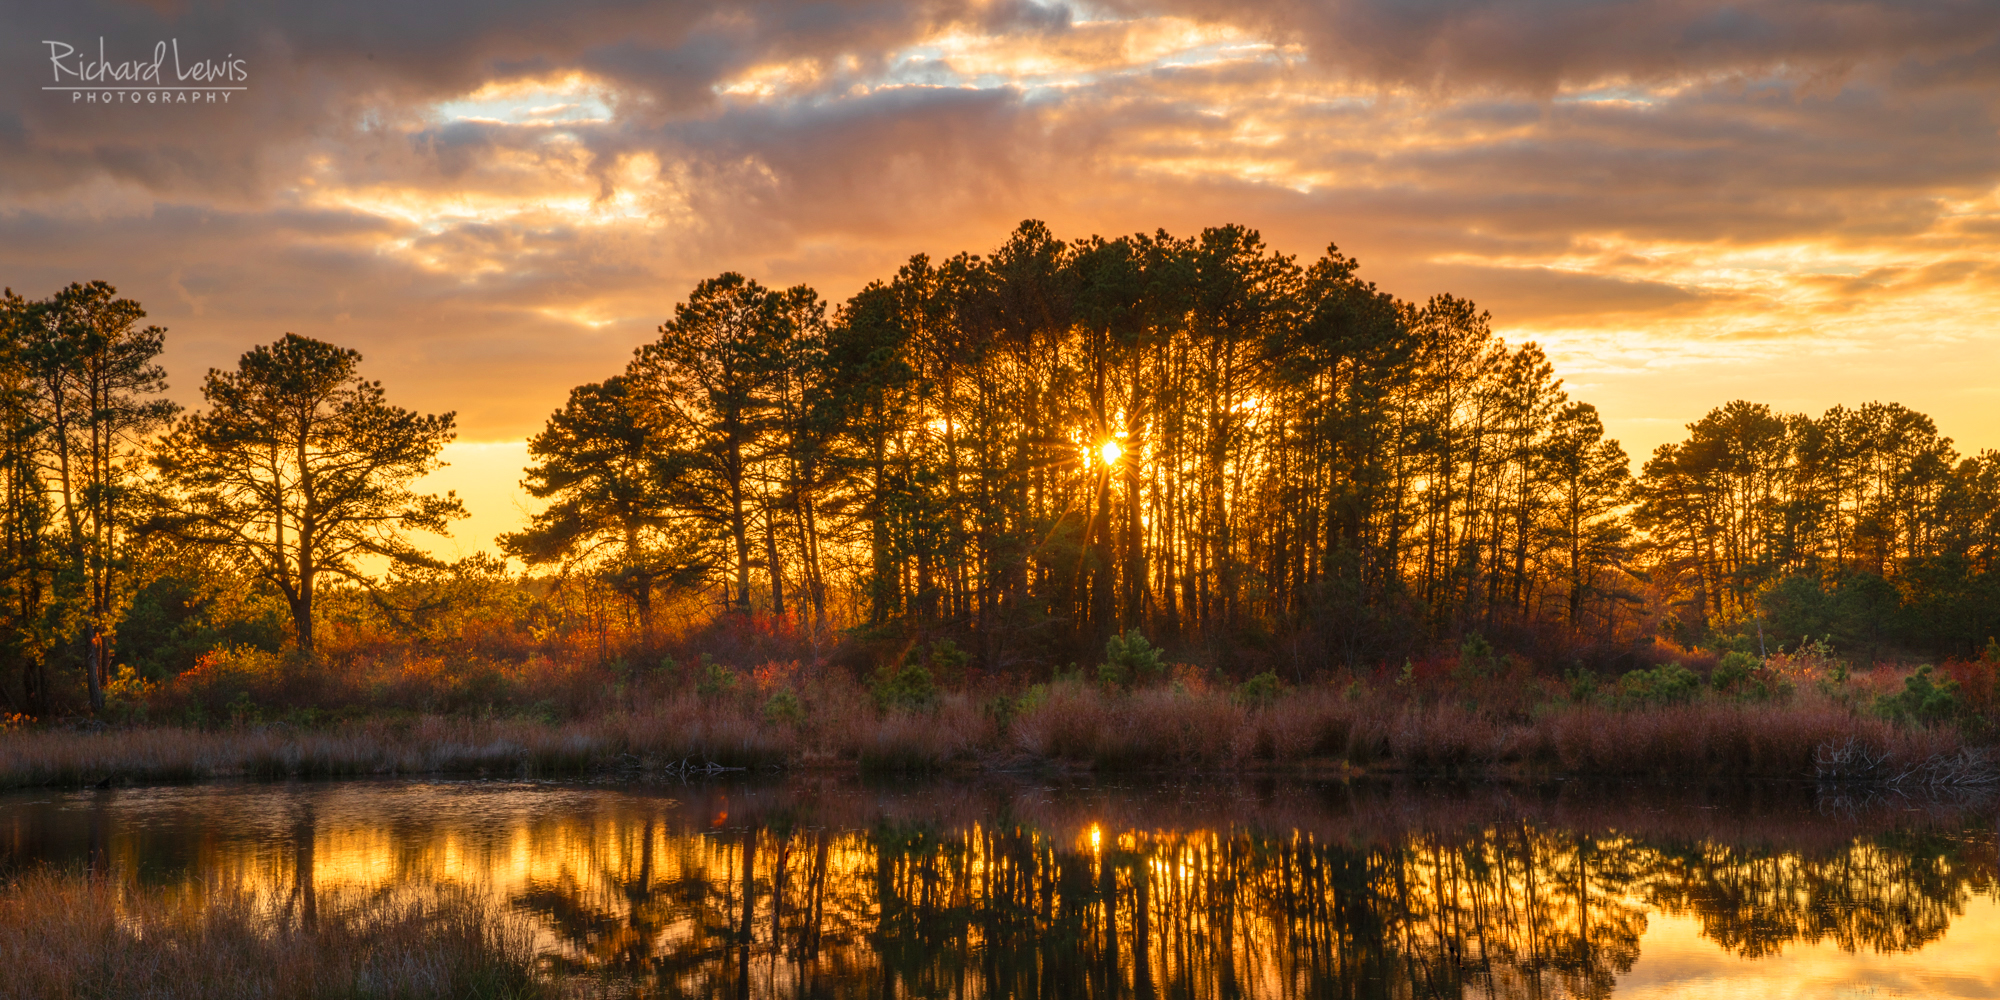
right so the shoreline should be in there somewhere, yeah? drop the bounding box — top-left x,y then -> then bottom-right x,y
1,687 -> 1988,790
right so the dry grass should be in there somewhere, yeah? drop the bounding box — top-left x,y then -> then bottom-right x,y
0,870 -> 548,999
0,705 -> 793,788
8,660 -> 1990,786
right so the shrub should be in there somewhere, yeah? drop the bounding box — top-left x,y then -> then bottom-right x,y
1100,630 -> 1166,688
102,665 -> 155,723
1237,670 -> 1283,707
1711,651 -> 1759,690
1562,667 -> 1598,703
695,656 -> 739,700
926,639 -> 970,687
1614,662 -> 1703,708
1453,634 -> 1498,682
762,689 -> 805,726
981,693 -> 1021,734
870,659 -> 937,712
1875,664 -> 1963,726
1710,651 -> 1792,702
1939,658 -> 1996,718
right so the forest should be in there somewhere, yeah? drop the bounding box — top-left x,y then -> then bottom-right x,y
2,221 -> 1998,731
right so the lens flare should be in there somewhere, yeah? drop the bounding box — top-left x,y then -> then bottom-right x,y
1099,440 -> 1123,465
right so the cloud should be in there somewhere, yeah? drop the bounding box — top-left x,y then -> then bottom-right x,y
5,0 -> 2000,543
1146,0 -> 2000,92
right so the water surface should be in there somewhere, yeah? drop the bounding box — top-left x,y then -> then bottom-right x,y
1,776 -> 1995,998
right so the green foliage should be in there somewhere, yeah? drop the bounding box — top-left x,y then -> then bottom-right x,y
1708,650 -> 1792,702
1875,664 -> 1964,727
926,639 -> 970,686
871,658 -> 938,712
1758,572 -> 1913,662
1453,634 -> 1498,682
1095,660 -> 1124,689
981,692 -> 1021,733
1985,637 -> 2000,664
1236,670 -> 1283,707
101,664 -> 153,723
1710,651 -> 1759,691
1099,630 -> 1166,689
695,656 -> 739,699
117,568 -> 286,680
1562,667 -> 1598,703
1613,662 -> 1703,708
762,689 -> 805,726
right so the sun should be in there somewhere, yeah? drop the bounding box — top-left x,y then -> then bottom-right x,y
1099,440 -> 1123,465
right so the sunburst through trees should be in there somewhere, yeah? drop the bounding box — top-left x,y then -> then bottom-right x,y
512,220 -> 2000,673
2,221 -> 1998,713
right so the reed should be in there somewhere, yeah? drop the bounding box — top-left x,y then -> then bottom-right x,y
2,663 -> 1987,786
0,870 -> 549,1000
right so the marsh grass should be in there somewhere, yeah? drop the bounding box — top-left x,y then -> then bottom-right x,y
4,658 -> 1988,786
0,871 -> 548,1000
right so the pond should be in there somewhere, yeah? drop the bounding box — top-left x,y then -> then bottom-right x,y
1,775 -> 1996,998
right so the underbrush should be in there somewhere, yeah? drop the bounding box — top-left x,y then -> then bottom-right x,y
0,870 -> 548,1000
7,637 -> 1996,787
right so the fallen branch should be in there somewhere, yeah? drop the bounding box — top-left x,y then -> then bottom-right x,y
1815,739 -> 1997,788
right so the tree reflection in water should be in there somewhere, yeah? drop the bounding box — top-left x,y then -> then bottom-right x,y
0,778 -> 1992,998
497,786 -> 1993,999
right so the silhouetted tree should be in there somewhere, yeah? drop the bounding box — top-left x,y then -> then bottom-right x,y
17,282 -> 177,712
629,274 -> 793,615
501,376 -> 700,639
151,334 -> 461,653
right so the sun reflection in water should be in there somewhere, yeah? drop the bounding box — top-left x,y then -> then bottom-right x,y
5,782 -> 1996,999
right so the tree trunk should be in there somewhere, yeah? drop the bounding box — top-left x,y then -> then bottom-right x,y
763,505 -> 785,618
728,438 -> 752,614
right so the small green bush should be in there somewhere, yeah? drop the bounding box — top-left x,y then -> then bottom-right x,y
1614,662 -> 1702,707
1876,664 -> 1963,726
981,693 -> 1021,733
103,665 -> 154,724
695,656 -> 739,699
927,639 -> 970,685
871,659 -> 938,711
1710,651 -> 1758,691
1237,670 -> 1283,707
1562,667 -> 1598,703
1454,634 -> 1498,682
762,689 -> 805,726
1711,650 -> 1791,702
1101,630 -> 1166,688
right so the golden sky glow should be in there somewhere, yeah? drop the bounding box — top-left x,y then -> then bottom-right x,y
6,0 -> 1999,558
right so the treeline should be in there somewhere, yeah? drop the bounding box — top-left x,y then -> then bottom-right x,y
512,220 -> 2000,671
2,285 -> 457,715
1640,400 -> 2000,655
505,222 -> 1639,674
3,221 -> 1998,717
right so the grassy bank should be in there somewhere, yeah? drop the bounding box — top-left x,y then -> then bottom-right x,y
2,668 -> 1987,788
0,871 -> 547,1000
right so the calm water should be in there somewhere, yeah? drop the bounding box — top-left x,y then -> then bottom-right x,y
2,775 -> 1997,998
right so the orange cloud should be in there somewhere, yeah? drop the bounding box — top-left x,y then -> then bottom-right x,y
4,0 -> 1998,554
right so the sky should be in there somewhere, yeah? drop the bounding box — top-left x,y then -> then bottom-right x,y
5,0 -> 1999,559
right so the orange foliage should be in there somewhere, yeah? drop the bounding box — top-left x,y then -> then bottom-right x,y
1939,659 -> 1996,714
